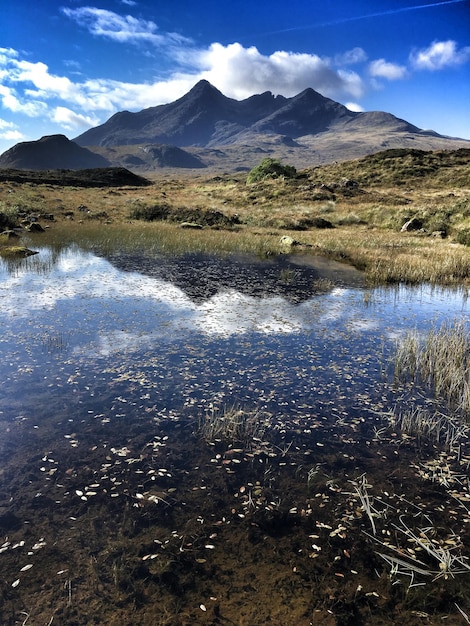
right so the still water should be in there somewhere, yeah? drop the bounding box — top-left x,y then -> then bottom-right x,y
1,243 -> 470,625
1,244 -> 468,430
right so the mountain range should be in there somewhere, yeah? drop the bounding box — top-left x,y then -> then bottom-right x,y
1,80 -> 469,172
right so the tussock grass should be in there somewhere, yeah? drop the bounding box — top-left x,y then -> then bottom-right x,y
394,321 -> 470,417
198,406 -> 267,446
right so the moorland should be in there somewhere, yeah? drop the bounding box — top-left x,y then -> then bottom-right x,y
1,147 -> 470,287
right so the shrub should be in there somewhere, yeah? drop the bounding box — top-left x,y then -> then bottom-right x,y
0,204 -> 19,230
455,229 -> 470,246
129,203 -> 170,221
247,158 -> 297,184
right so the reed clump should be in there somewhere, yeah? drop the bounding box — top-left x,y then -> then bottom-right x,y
198,406 -> 268,446
389,405 -> 469,448
394,320 -> 470,416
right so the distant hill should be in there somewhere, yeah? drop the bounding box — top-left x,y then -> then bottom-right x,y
0,167 -> 152,187
0,134 -> 110,170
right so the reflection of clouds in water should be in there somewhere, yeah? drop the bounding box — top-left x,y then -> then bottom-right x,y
347,319 -> 380,332
194,291 -> 306,336
1,248 -> 380,351
0,249 -> 191,315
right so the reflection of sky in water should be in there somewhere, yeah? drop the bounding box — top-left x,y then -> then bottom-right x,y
1,246 -> 469,423
0,247 -> 468,347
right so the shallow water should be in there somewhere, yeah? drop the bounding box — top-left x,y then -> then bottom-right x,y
1,245 -> 468,422
1,244 -> 469,625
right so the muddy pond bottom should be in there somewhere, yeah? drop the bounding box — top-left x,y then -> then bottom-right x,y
0,245 -> 470,625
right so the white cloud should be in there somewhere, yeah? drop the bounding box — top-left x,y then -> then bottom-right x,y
0,129 -> 24,141
52,106 -> 100,129
0,119 -> 24,141
0,84 -> 47,116
410,40 -> 470,70
369,59 -> 407,80
334,47 -> 368,66
61,7 -> 189,46
194,43 -> 365,99
13,60 -> 77,99
344,102 -> 364,112
0,40 -> 366,133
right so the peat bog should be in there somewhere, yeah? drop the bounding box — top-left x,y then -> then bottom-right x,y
1,235 -> 470,625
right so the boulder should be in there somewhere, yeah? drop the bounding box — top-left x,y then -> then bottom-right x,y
401,217 -> 423,232
280,236 -> 300,246
0,230 -> 19,239
26,222 -> 45,232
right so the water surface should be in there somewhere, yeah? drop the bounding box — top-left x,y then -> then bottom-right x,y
1,244 -> 469,625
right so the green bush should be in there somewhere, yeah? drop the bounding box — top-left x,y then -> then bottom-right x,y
0,205 -> 19,230
129,203 -> 170,221
247,158 -> 297,184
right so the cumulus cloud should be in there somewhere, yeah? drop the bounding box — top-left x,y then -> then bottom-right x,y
53,106 -> 100,129
0,118 -> 24,141
369,59 -> 407,80
410,40 -> 470,70
0,84 -> 47,116
61,7 -> 190,46
0,38 -> 366,131
344,102 -> 364,112
193,42 -> 364,99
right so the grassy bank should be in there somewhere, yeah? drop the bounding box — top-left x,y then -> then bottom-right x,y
1,147 -> 469,285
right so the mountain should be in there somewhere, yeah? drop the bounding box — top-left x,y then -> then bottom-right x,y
75,80 -> 288,148
2,82 -> 468,174
0,134 -> 111,170
73,79 -> 445,149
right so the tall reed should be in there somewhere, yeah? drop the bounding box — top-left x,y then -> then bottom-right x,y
394,320 -> 470,417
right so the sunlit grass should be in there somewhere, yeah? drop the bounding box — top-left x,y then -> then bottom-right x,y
1,147 -> 470,287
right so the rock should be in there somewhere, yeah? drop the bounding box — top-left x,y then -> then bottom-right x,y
26,222 -> 45,232
0,246 -> 39,258
179,222 -> 203,229
0,230 -> 19,239
280,236 -> 300,246
401,217 -> 423,232
338,177 -> 359,188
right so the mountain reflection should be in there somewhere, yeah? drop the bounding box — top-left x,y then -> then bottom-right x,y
0,246 -> 363,340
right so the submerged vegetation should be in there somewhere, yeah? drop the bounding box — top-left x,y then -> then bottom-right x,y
198,406 -> 268,446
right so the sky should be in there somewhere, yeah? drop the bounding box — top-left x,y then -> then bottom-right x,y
1,0 -> 469,154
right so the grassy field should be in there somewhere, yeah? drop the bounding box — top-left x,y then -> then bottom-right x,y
1,147 -> 469,285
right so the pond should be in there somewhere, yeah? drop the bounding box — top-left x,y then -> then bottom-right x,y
1,240 -> 469,625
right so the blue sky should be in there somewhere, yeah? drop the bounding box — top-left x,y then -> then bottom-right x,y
1,0 -> 469,154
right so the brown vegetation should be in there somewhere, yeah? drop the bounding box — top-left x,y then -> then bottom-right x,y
1,148 -> 469,285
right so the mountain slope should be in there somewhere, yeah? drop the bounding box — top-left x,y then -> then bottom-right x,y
74,80 -> 343,148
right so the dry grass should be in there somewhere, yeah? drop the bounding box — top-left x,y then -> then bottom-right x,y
1,148 -> 469,285
197,406 -> 268,447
